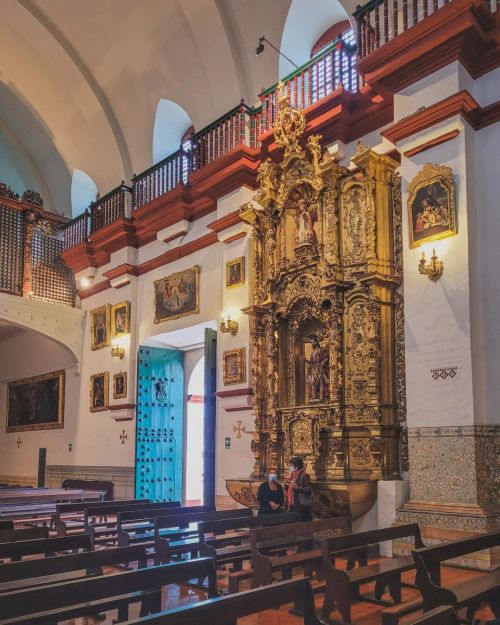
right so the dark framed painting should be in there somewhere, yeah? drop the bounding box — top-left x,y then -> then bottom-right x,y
90,371 -> 109,412
7,370 -> 65,432
223,348 -> 246,385
111,301 -> 130,338
154,265 -> 200,324
113,372 -> 127,399
226,257 -> 245,288
90,304 -> 111,350
407,163 -> 457,249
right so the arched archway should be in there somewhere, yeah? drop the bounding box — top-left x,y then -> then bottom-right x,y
71,169 -> 98,218
279,0 -> 351,78
152,99 -> 193,164
186,355 -> 205,505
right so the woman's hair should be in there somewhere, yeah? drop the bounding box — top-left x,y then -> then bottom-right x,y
290,457 -> 304,469
267,466 -> 278,474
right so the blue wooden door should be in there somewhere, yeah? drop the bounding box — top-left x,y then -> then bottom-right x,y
135,346 -> 184,502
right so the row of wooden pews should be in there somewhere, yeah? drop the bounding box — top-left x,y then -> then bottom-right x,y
0,495 -> 498,625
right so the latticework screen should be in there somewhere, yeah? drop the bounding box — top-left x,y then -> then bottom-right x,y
32,231 -> 76,306
0,204 -> 24,295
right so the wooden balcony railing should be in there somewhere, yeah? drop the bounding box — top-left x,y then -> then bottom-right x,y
354,0 -> 499,58
257,37 -> 359,133
62,39 -> 362,247
132,101 -> 258,210
0,187 -> 76,306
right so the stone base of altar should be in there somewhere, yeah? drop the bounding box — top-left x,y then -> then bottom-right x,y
225,477 -> 378,521
394,501 -> 500,571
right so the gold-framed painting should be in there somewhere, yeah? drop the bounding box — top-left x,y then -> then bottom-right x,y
154,265 -> 200,324
111,301 -> 130,338
6,370 -> 65,432
90,304 -> 111,350
90,371 -> 109,412
223,348 -> 246,385
407,163 -> 457,249
113,372 -> 127,399
226,257 -> 245,288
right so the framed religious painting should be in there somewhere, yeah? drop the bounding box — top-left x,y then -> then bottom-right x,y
407,163 -> 457,249
154,265 -> 200,323
113,372 -> 127,399
6,370 -> 65,432
223,348 -> 246,385
90,304 -> 111,350
111,301 -> 130,338
226,257 -> 245,288
90,371 -> 109,412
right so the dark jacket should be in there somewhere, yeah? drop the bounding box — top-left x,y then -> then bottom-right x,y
289,470 -> 312,522
257,480 -> 285,515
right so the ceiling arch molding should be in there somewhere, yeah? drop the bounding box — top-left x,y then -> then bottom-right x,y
0,292 -> 84,367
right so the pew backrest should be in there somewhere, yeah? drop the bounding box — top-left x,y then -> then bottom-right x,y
0,558 -> 218,619
251,516 -> 352,555
407,605 -> 457,625
0,533 -> 92,562
412,530 -> 500,589
199,511 -> 298,540
0,544 -> 148,584
84,500 -> 181,526
320,523 -> 424,560
120,577 -> 323,625
0,526 -> 48,544
56,498 -> 151,515
117,503 -> 212,527
154,507 -> 253,532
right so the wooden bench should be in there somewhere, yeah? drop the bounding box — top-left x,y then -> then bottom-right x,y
406,606 -> 458,625
119,507 -> 252,549
0,557 -> 218,624
412,531 -> 500,620
51,498 -> 152,532
250,517 -> 353,589
61,478 -> 113,500
320,523 -> 424,624
0,527 -> 48,544
0,533 -> 92,563
122,577 -> 326,625
0,544 -> 149,593
116,503 -> 212,533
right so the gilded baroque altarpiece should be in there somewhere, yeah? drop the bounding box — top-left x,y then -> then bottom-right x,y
239,91 -> 407,499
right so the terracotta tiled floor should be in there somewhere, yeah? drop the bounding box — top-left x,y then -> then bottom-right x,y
59,556 -> 497,625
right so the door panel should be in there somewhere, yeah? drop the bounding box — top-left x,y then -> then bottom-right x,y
135,346 -> 184,502
203,328 -> 217,508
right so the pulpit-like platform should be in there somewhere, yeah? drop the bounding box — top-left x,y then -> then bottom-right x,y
226,478 -> 377,521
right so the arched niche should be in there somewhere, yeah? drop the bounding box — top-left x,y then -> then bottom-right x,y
0,292 -> 84,367
71,169 -> 98,218
279,0 -> 351,78
152,99 -> 193,164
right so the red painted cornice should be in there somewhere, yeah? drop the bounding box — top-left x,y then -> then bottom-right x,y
382,90 -> 500,144
404,129 -> 461,158
207,209 -> 242,234
358,0 -> 500,96
215,388 -> 253,398
78,278 -> 111,299
102,263 -> 139,280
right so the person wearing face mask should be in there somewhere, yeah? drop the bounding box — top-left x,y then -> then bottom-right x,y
286,456 -> 313,522
257,467 -> 284,515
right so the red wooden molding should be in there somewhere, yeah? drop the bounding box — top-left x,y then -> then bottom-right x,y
404,129 -> 461,158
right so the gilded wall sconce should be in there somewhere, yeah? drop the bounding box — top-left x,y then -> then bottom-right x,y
220,314 -> 238,336
418,249 -> 443,281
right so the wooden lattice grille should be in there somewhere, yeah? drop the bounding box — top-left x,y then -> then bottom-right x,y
31,231 -> 76,306
0,204 -> 24,295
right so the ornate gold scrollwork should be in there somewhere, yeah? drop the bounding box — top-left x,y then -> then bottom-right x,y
239,90 -> 403,490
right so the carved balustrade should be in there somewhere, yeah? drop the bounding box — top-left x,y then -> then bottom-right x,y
0,186 -> 75,307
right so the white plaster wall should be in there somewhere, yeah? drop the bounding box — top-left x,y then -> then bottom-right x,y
469,121 -> 500,425
0,330 -> 80,479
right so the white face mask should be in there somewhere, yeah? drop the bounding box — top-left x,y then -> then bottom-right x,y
268,473 -> 277,482
289,465 -> 295,473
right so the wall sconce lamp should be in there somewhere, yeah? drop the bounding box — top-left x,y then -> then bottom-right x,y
111,342 -> 126,359
220,314 -> 238,336
418,249 -> 443,281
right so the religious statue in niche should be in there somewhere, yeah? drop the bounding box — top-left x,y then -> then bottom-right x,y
294,198 -> 316,250
305,335 -> 329,403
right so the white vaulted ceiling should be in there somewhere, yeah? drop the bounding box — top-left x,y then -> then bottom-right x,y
0,0 -> 356,215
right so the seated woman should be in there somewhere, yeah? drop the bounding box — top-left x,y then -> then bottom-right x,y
257,467 -> 284,515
